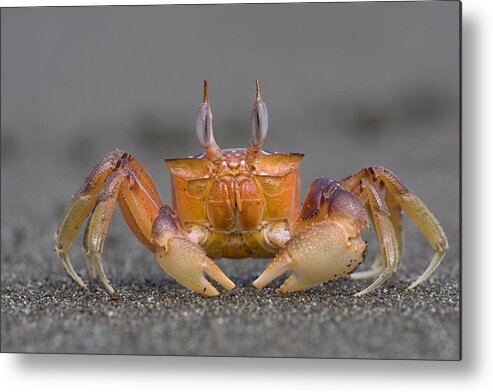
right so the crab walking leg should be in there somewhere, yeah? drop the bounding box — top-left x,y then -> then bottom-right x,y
83,217 -> 98,279
340,166 -> 448,289
85,156 -> 164,296
152,206 -> 235,297
85,150 -> 163,254
398,193 -> 448,289
340,168 -> 403,251
55,151 -> 123,288
116,170 -> 162,252
385,189 -> 404,258
351,179 -> 400,296
84,171 -> 126,296
56,150 -> 164,293
350,255 -> 383,280
350,189 -> 403,281
349,205 -> 382,280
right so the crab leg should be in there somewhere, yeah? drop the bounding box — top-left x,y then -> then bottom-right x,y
349,256 -> 383,280
339,166 -> 448,289
350,178 -> 404,281
385,190 -> 404,256
55,151 -> 123,288
350,179 -> 400,296
55,150 -> 163,294
84,171 -> 126,296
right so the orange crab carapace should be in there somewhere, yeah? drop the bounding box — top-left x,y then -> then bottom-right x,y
55,80 -> 448,297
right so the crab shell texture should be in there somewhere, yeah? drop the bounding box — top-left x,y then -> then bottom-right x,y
166,149 -> 303,259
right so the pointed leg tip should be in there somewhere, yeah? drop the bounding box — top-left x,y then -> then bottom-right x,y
353,285 -> 376,297
72,276 -> 88,290
407,273 -> 430,290
56,248 -> 87,288
103,284 -> 117,298
107,286 -> 117,295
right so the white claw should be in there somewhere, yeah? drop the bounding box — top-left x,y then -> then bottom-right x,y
202,258 -> 236,291
156,236 -> 235,297
252,252 -> 292,290
254,220 -> 368,294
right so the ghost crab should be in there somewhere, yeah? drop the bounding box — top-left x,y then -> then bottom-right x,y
54,80 -> 448,298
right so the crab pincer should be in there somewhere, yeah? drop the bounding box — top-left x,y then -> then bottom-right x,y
151,206 -> 235,297
253,179 -> 370,293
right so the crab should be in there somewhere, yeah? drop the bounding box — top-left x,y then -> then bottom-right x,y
54,80 -> 448,298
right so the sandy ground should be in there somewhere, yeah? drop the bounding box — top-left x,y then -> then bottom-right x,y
1,3 -> 460,359
0,121 -> 461,358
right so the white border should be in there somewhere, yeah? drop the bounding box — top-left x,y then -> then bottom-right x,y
2,0 -> 492,390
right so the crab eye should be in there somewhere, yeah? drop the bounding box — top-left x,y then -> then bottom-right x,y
195,81 -> 222,159
196,102 -> 213,149
251,100 -> 268,147
250,80 -> 268,149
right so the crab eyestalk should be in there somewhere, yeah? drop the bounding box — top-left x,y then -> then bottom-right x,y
247,79 -> 268,158
196,80 -> 222,160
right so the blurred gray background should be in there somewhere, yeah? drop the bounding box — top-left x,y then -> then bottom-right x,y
1,2 -> 460,358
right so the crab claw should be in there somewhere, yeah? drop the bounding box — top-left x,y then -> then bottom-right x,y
155,236 -> 235,297
253,219 -> 367,293
151,205 -> 234,297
